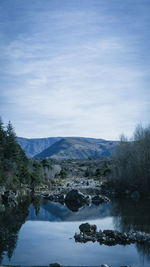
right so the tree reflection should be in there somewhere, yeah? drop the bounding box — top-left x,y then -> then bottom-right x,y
111,198 -> 150,261
31,195 -> 41,216
0,195 -> 32,264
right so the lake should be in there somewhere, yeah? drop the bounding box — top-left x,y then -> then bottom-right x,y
1,195 -> 150,267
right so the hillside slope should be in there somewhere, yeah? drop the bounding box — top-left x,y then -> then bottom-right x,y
17,137 -> 61,157
34,137 -> 118,159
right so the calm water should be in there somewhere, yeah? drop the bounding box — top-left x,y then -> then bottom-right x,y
1,195 -> 150,266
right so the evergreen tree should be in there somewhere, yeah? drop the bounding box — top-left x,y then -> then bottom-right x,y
30,161 -> 41,191
0,117 -> 6,184
5,121 -> 17,161
0,118 -> 43,189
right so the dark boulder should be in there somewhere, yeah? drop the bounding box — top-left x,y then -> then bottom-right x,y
79,223 -> 97,235
65,189 -> 90,211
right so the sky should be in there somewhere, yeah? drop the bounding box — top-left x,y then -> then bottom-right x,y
0,0 -> 150,140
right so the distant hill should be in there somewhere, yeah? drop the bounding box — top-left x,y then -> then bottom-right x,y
34,137 -> 118,159
17,137 -> 61,157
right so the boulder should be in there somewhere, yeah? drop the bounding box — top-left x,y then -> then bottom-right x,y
79,223 -> 97,235
101,265 -> 109,267
65,189 -> 90,211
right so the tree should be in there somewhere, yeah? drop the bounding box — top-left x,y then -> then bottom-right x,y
112,125 -> 150,195
30,161 -> 41,191
0,119 -> 30,188
0,117 -> 6,183
5,121 -> 17,161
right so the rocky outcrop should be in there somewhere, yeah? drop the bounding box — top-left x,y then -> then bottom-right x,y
74,223 -> 150,246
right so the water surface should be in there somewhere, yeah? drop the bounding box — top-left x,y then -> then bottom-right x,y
1,196 -> 150,266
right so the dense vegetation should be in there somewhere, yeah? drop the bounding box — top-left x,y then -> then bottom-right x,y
0,118 -> 47,190
111,125 -> 150,195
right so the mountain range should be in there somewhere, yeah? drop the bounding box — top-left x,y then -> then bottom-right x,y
17,137 -> 61,157
17,136 -> 118,159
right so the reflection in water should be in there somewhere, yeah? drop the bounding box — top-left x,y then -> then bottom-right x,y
112,198 -> 150,262
112,198 -> 150,233
0,195 -> 150,266
0,195 -> 41,264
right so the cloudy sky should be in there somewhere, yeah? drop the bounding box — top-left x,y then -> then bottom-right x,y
0,0 -> 150,139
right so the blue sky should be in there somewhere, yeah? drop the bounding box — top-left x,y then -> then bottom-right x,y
0,0 -> 150,139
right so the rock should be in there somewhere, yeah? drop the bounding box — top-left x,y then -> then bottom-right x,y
92,195 -> 109,205
97,229 -> 103,238
74,232 -> 84,242
130,191 -> 140,201
65,189 -> 90,211
79,223 -> 97,235
75,223 -> 150,247
101,264 -> 110,267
